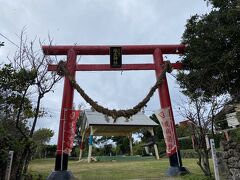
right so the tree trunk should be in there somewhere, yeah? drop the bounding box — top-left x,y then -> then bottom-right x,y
20,94 -> 42,176
30,94 -> 42,137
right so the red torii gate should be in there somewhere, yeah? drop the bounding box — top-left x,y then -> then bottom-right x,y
43,44 -> 188,178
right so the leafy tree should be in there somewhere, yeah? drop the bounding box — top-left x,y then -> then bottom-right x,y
178,94 -> 226,176
45,144 -> 57,158
74,111 -> 85,148
138,114 -> 163,143
8,30 -> 61,175
176,124 -> 190,138
103,144 -> 113,156
32,128 -> 54,158
137,114 -> 166,155
179,98 -> 212,176
0,64 -> 36,131
177,1 -> 239,176
112,136 -> 130,155
149,114 -> 164,140
178,0 -> 240,99
1,29 -> 60,178
95,136 -> 130,155
0,64 -> 36,179
176,124 -> 193,150
228,128 -> 240,143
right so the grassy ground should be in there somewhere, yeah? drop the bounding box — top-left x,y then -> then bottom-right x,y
29,158 -> 212,180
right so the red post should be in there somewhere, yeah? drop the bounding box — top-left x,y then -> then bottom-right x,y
153,48 -> 182,168
48,62 -> 182,72
55,48 -> 76,171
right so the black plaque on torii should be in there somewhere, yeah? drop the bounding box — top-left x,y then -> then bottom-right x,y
110,47 -> 122,68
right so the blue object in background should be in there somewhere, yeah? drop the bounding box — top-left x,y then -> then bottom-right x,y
89,135 -> 93,145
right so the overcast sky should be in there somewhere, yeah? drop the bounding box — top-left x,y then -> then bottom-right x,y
0,0 -> 210,144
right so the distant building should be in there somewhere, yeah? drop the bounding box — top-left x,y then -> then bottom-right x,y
214,102 -> 240,130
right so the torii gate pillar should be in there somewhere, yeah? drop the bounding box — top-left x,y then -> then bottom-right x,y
47,49 -> 77,180
55,49 -> 77,171
154,49 -> 188,175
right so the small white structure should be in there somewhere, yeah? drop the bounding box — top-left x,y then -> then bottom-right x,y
79,109 -> 159,162
226,112 -> 240,127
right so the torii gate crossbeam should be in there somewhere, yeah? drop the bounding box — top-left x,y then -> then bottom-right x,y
43,44 -> 188,178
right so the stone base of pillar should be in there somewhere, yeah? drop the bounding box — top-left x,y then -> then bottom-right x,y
47,170 -> 74,180
167,166 -> 189,176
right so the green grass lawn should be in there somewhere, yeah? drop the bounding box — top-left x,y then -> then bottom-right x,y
29,158 -> 212,180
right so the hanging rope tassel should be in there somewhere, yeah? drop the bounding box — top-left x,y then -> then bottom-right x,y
57,60 -> 172,121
